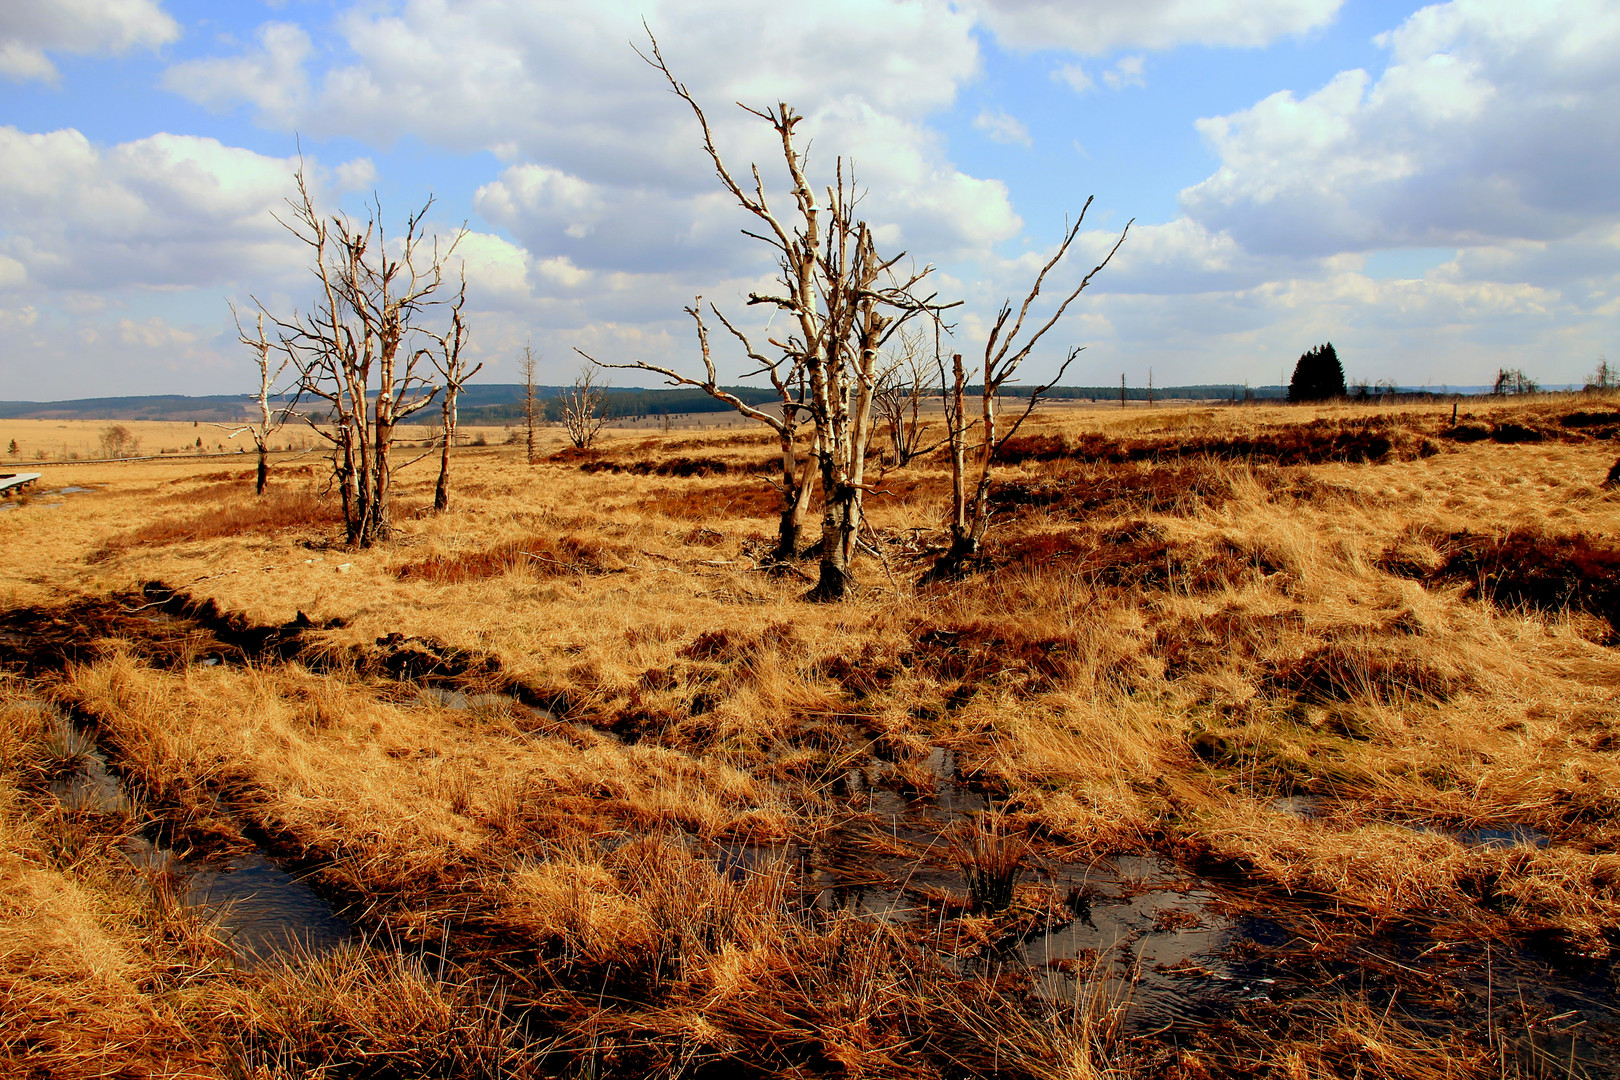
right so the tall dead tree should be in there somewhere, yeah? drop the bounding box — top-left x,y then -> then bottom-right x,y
430,274 -> 480,511
259,164 -> 459,547
925,205 -> 1130,582
520,343 -> 540,464
600,35 -> 943,598
559,363 -> 610,449
589,298 -> 817,563
221,306 -> 296,495
874,325 -> 936,467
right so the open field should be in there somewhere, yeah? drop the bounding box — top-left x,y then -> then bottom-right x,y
4,395 -> 1620,1077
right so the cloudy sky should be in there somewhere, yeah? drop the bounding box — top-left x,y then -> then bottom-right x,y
1,0 -> 1616,398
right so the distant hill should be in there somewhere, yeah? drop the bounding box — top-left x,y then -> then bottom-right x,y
0,395 -> 262,422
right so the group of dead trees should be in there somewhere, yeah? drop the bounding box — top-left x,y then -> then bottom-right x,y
238,166 -> 480,543
234,36 -> 1130,593
588,37 -> 1129,598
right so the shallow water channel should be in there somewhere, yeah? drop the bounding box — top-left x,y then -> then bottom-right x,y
32,673 -> 1620,1071
0,482 -> 96,511
49,733 -> 354,966
774,742 -> 1620,1072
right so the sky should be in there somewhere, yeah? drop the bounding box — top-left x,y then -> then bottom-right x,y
1,0 -> 1617,398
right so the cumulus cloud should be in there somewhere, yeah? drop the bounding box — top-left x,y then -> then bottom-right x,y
1,0 -> 179,83
0,126 -> 308,290
973,108 -> 1032,146
972,0 -> 1342,55
1181,0 -> 1620,256
1052,62 -> 1093,93
161,22 -> 311,118
161,1 -> 1020,278
449,231 -> 533,301
1102,55 -> 1146,90
118,314 -> 197,349
334,156 -> 376,192
162,2 -> 979,180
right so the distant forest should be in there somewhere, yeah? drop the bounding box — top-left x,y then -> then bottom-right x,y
0,382 -> 1299,423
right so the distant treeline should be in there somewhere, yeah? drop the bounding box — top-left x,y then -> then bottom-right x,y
3,382 -> 1521,423
420,382 -> 1297,423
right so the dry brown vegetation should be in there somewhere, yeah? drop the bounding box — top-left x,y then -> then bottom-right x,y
4,396 -> 1620,1078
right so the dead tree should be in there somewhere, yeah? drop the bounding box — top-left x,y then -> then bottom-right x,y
617,34 -> 944,599
587,298 -> 817,563
874,325 -> 936,467
924,205 -> 1130,582
520,343 -> 540,464
559,363 -> 610,449
219,307 -> 295,495
430,274 -> 480,511
259,164 -> 458,547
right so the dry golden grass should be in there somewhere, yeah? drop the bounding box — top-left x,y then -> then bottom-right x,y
5,394 -> 1620,1077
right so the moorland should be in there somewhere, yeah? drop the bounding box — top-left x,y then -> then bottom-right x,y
4,395 -> 1620,1079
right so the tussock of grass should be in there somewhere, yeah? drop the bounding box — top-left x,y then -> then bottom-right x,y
87,488 -> 341,563
397,533 -> 630,583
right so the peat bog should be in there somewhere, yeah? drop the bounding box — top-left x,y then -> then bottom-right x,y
4,398 -> 1620,1078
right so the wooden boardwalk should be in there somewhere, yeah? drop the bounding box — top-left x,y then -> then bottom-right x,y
0,472 -> 41,496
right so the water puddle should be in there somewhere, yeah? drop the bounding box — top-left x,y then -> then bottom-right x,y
43,721 -> 353,967
49,748 -> 132,814
1402,818 -> 1552,849
1270,795 -> 1323,818
784,740 -> 1620,1064
2,484 -> 91,511
426,687 -> 520,711
181,852 -> 355,961
1455,823 -> 1549,849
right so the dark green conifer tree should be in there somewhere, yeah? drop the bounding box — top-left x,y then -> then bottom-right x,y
1287,342 -> 1346,402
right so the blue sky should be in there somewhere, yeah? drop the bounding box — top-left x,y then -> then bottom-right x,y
2,0 -> 1616,397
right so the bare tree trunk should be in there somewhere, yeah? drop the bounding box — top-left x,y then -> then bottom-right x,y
261,171 -> 456,548
560,364 -> 610,448
223,309 -> 293,497
370,408 -> 394,544
521,344 -> 538,464
924,208 -> 1131,584
779,434 -> 818,561
589,301 -> 817,568
338,427 -> 358,546
635,37 -> 945,597
922,352 -> 977,583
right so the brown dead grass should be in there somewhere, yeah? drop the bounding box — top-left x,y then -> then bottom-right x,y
5,396 -> 1620,1077
88,488 -> 342,563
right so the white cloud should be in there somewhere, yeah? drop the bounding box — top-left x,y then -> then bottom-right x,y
1102,55 -> 1146,91
0,126 -> 308,290
162,22 -> 310,117
450,231 -> 532,300
0,304 -> 39,333
1,0 -> 179,83
118,314 -> 196,349
162,2 -> 979,180
161,2 -> 1018,281
972,0 -> 1342,55
1053,62 -> 1093,94
1181,0 -> 1620,256
334,156 -> 376,192
973,108 -> 1032,146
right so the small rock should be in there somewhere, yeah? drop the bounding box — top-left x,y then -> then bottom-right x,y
335,563 -> 353,574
